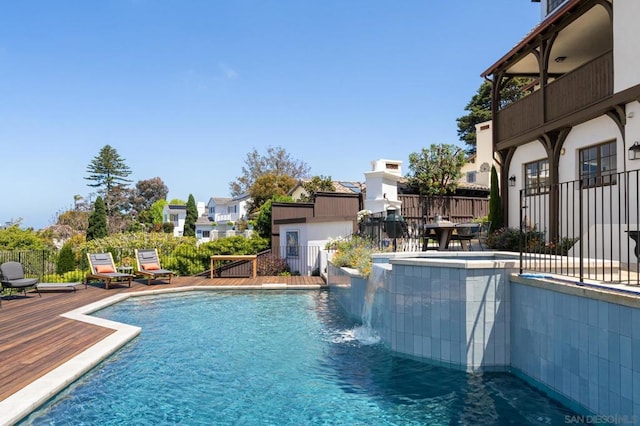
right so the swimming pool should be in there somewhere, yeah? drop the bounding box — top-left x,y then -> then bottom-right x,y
21,290 -> 577,425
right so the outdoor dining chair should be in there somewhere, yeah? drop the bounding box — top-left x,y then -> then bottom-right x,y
0,261 -> 40,300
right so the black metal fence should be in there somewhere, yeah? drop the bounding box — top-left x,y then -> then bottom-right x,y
519,169 -> 640,285
0,245 -> 323,283
272,245 -> 322,276
358,211 -> 441,251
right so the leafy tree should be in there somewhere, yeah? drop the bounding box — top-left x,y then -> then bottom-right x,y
56,210 -> 89,232
299,175 -> 336,202
255,195 -> 294,240
199,235 -> 270,257
184,194 -> 198,237
38,224 -> 82,250
488,165 -> 503,232
85,145 -> 132,215
56,243 -> 75,275
406,144 -> 467,196
130,177 -> 168,217
456,78 -> 530,154
0,225 -> 47,250
230,146 -> 310,197
106,184 -> 133,223
141,199 -> 168,228
248,173 -> 297,212
86,196 -> 108,241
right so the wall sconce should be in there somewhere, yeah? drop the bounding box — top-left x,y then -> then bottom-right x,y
508,175 -> 516,186
629,141 -> 640,160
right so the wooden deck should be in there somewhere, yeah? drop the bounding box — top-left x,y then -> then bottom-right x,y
0,275 -> 325,404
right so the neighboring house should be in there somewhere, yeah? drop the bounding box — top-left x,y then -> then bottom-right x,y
205,195 -> 250,224
162,204 -> 187,237
288,180 -> 365,201
163,202 -> 206,238
483,0 -> 640,258
195,194 -> 252,244
458,120 -> 494,190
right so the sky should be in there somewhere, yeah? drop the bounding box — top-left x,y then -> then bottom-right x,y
0,1 -> 541,230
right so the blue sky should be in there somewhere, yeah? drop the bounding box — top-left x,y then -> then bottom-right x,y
0,1 -> 540,230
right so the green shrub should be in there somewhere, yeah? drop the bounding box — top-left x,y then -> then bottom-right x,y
257,253 -> 290,276
329,235 -> 377,277
486,227 -> 524,251
486,227 -> 576,254
56,243 -> 75,275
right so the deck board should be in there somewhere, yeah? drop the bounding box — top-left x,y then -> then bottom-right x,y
0,275 -> 325,402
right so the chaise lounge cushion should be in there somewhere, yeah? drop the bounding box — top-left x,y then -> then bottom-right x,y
142,262 -> 160,270
95,265 -> 116,274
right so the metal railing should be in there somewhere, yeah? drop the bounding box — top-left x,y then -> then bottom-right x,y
273,245 -> 322,276
519,169 -> 640,285
0,245 -> 323,283
357,211 -> 441,252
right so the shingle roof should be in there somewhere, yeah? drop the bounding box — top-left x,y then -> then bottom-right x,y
195,215 -> 213,225
166,205 -> 186,213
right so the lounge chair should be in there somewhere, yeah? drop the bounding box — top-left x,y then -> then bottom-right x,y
86,253 -> 133,290
135,249 -> 174,285
0,261 -> 41,300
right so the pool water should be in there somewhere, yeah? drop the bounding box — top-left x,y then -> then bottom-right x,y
22,291 -> 577,425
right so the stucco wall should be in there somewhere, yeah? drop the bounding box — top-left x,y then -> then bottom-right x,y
614,1 -> 640,93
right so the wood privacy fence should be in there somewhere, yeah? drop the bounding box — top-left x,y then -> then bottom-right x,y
397,194 -> 489,223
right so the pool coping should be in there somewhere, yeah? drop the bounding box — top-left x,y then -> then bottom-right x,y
0,284 -> 324,426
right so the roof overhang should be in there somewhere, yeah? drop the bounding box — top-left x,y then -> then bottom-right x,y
482,0 -> 611,79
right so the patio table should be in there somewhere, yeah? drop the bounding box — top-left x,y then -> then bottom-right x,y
423,221 -> 458,251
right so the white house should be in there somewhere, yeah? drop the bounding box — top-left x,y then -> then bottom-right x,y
193,194 -> 253,243
163,202 -> 206,238
205,195 -> 251,224
483,0 -> 640,263
458,120 -> 494,189
162,204 -> 187,237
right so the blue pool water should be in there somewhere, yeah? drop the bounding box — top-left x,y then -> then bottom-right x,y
22,291 -> 577,425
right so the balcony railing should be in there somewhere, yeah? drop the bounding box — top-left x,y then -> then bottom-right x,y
496,51 -> 613,143
519,169 -> 640,285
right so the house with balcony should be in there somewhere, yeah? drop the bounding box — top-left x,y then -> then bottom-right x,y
205,195 -> 250,224
483,0 -> 640,268
481,0 -> 640,418
193,194 -> 252,243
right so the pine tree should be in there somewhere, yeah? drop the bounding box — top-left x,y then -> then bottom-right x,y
488,166 -> 503,233
184,194 -> 198,237
85,145 -> 132,215
86,196 -> 108,241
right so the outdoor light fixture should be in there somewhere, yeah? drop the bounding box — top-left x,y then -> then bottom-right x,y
629,141 -> 640,160
509,175 -> 517,186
